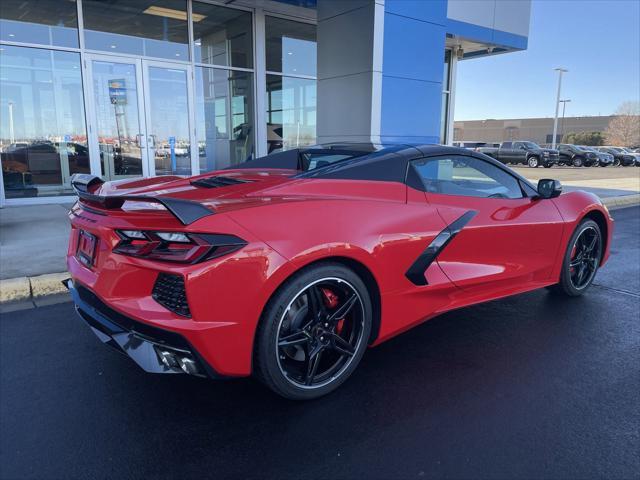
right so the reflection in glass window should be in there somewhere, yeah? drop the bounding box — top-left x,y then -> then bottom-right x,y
265,17 -> 316,76
82,0 -> 189,60
192,2 -> 253,69
0,46 -> 88,198
195,68 -> 254,172
0,0 -> 79,48
266,75 -> 316,152
440,50 -> 451,144
90,60 -> 144,179
412,156 -> 523,199
147,67 -> 192,176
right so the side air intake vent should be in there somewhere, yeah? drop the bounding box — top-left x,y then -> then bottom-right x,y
190,176 -> 250,188
152,273 -> 191,317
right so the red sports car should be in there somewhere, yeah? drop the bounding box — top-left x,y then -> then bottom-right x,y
66,144 -> 613,400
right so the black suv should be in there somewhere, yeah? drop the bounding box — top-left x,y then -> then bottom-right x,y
556,144 -> 599,167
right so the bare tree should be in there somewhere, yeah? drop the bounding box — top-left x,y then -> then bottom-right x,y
605,101 -> 640,146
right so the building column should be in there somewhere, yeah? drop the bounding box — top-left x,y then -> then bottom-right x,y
316,0 -> 384,143
317,0 -> 448,145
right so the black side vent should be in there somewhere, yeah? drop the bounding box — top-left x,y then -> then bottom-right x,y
152,273 -> 191,317
190,176 -> 250,188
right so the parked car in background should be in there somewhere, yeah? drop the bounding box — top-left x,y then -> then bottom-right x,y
579,146 -> 614,167
556,144 -> 599,167
477,141 -> 559,168
595,147 -> 636,166
618,147 -> 640,166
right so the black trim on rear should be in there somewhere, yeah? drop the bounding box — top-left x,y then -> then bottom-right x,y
67,280 -> 225,379
405,211 -> 477,286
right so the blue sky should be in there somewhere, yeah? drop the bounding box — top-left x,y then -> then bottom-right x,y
454,0 -> 640,121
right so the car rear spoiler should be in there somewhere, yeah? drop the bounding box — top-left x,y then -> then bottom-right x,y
70,174 -> 215,225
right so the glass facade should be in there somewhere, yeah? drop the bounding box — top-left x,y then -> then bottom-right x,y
82,0 -> 190,60
0,0 -> 80,48
0,45 -> 87,198
0,1 -> 454,203
265,17 -> 317,152
440,50 -> 452,144
266,75 -> 316,152
192,2 -> 253,68
195,68 -> 254,171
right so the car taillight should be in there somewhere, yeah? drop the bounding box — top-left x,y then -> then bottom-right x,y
114,230 -> 247,263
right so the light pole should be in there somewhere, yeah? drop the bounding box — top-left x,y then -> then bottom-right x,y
8,101 -> 15,144
551,68 -> 568,149
559,99 -> 571,142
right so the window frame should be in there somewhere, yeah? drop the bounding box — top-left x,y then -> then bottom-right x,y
407,154 -> 536,200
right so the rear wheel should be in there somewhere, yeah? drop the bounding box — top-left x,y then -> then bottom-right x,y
550,219 -> 602,297
254,263 -> 372,400
613,158 -> 621,167
528,156 -> 539,168
572,156 -> 584,167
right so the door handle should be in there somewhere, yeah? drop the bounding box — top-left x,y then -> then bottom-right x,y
148,134 -> 156,148
135,133 -> 144,147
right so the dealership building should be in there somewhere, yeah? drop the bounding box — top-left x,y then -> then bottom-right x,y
454,115 -> 615,145
0,0 -> 531,205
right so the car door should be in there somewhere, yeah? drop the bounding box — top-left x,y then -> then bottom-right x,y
410,154 -> 565,298
500,141 -> 514,162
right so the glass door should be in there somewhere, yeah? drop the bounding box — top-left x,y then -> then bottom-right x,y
142,60 -> 196,177
86,54 -> 149,180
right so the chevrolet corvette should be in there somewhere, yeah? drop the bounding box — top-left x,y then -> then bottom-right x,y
66,144 -> 613,400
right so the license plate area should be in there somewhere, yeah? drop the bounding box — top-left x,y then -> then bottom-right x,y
77,230 -> 98,268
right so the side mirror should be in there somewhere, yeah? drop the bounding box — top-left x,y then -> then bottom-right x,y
537,179 -> 562,199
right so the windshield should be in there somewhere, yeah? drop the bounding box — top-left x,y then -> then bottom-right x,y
522,142 -> 541,149
574,145 -> 592,152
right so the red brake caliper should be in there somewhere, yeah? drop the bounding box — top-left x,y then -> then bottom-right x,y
321,288 -> 345,334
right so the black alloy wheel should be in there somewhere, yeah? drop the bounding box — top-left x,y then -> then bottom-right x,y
254,263 -> 372,400
550,219 -> 602,296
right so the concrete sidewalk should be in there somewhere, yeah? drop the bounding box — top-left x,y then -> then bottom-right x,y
0,178 -> 639,304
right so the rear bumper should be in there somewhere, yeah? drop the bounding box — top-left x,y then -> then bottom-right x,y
66,279 -> 224,379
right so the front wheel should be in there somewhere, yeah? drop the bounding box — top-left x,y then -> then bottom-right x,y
527,156 -> 539,168
254,263 -> 372,400
572,156 -> 584,167
550,219 -> 602,297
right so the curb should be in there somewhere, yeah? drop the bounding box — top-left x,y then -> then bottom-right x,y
0,272 -> 69,304
601,193 -> 640,209
0,194 -> 638,305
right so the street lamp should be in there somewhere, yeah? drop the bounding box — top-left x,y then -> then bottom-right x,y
559,99 -> 571,142
551,68 -> 568,149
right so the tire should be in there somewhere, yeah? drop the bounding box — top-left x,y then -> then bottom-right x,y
543,163 -> 552,168
254,262 -> 372,400
613,158 -> 621,167
572,156 -> 584,167
527,156 -> 539,168
549,219 -> 603,297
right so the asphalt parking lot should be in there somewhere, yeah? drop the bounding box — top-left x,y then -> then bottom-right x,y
1,206 -> 639,480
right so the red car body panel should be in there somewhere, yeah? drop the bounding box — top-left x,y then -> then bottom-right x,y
66,147 -> 613,378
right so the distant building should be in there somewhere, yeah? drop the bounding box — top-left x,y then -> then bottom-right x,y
453,116 -> 613,144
